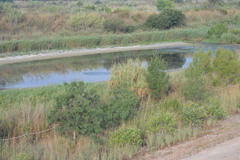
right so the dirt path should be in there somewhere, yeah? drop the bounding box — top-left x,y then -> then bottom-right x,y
184,137 -> 240,160
0,42 -> 191,65
136,114 -> 240,160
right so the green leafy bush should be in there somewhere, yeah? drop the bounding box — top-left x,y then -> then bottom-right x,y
146,58 -> 169,100
48,82 -> 103,137
221,33 -> 238,43
103,17 -> 135,33
109,128 -> 143,146
76,1 -> 83,6
207,23 -> 228,38
182,51 -> 210,101
85,5 -> 96,10
102,85 -> 140,128
146,112 -> 176,133
205,98 -> 226,120
144,14 -> 161,29
145,9 -> 186,29
181,102 -> 207,127
156,0 -> 175,11
212,48 -> 240,85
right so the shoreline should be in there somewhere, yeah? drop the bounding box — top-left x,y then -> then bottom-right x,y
0,42 -> 192,65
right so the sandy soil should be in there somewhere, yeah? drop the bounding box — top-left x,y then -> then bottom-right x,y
0,42 -> 192,65
135,114 -> 240,160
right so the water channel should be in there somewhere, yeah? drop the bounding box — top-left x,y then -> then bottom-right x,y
0,42 -> 239,89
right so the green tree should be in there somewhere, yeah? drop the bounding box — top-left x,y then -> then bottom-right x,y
146,58 -> 169,100
156,0 -> 175,11
182,51 -> 210,101
48,82 -> 103,137
212,48 -> 240,85
145,9 -> 186,29
102,84 -> 140,128
207,23 -> 228,38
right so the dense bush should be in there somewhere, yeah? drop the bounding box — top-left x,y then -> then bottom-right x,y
48,82 -> 103,137
146,58 -> 169,100
181,102 -> 207,127
221,33 -> 239,43
102,85 -> 140,128
145,9 -> 186,29
146,112 -> 176,133
103,17 -> 135,33
85,5 -> 96,10
109,128 -> 143,146
156,0 -> 175,11
182,51 -> 210,101
205,98 -> 226,120
207,23 -> 228,38
212,48 -> 240,85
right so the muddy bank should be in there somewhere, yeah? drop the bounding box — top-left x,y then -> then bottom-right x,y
0,42 -> 192,65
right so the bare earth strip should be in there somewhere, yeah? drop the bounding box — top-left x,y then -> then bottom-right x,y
136,114 -> 240,160
0,42 -> 192,65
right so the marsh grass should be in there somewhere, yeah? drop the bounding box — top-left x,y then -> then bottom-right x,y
0,27 -> 209,54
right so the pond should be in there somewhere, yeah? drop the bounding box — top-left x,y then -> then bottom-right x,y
0,42 -> 239,89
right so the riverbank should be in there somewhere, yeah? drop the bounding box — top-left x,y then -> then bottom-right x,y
0,42 -> 193,65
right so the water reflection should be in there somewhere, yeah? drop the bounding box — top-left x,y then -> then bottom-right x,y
0,42 -> 239,89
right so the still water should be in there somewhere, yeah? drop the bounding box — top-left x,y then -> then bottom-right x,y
0,42 -> 239,89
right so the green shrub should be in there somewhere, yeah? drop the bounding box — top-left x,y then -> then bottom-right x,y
146,58 -> 169,100
109,128 -> 143,146
207,23 -> 228,38
212,48 -> 240,85
145,9 -> 186,29
156,0 -> 175,11
181,102 -> 207,127
146,112 -> 176,133
76,1 -> 83,6
47,82 -> 103,137
205,98 -> 226,120
221,33 -> 238,43
103,17 -> 135,33
182,51 -> 210,101
144,14 -> 161,29
85,5 -> 96,10
101,85 -> 140,128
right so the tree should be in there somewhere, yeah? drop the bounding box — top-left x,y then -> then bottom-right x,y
182,52 -> 209,101
101,84 -> 140,128
156,0 -> 175,11
48,82 -> 103,137
146,57 -> 169,100
212,48 -> 240,85
145,9 -> 186,29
